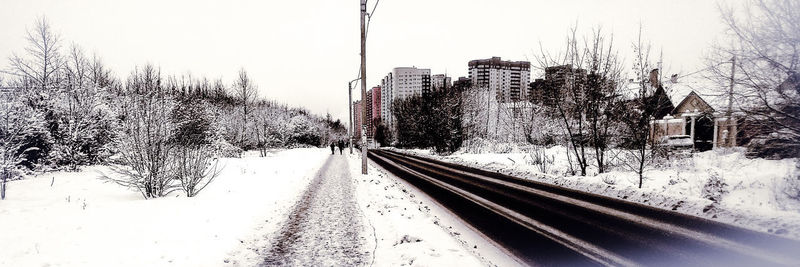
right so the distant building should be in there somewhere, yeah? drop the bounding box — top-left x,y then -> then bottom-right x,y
392,67 -> 431,99
380,74 -> 392,128
452,77 -> 472,91
646,71 -> 738,152
366,89 -> 373,138
371,86 -> 382,135
381,67 -> 431,130
528,64 -> 588,106
468,57 -> 530,102
431,74 -> 452,91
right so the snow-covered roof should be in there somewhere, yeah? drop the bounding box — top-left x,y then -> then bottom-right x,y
662,78 -> 728,111
622,75 -> 732,113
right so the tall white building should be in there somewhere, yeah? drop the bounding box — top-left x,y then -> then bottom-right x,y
381,67 -> 431,128
380,74 -> 393,128
431,74 -> 452,91
468,57 -> 530,102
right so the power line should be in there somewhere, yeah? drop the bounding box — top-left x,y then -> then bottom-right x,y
351,0 -> 378,98
365,0 -> 381,38
676,61 -> 727,80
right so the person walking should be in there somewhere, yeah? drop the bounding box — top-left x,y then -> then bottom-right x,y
337,140 -> 344,155
330,142 -> 336,155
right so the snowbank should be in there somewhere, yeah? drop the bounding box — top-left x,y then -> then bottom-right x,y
396,147 -> 800,239
0,148 -> 330,267
347,152 -> 522,266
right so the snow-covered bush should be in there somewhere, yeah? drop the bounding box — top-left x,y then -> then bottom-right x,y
49,45 -> 117,170
702,169 -> 729,204
528,146 -> 555,174
105,66 -> 181,199
171,145 -> 220,197
601,175 -> 617,185
210,134 -> 242,158
0,91 -> 49,199
776,161 -> 800,211
288,115 -> 321,147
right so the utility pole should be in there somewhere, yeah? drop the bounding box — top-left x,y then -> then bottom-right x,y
360,0 -> 368,174
348,80 -> 353,154
727,56 -> 737,147
348,78 -> 359,154
727,56 -> 735,117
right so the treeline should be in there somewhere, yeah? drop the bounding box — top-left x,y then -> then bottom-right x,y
0,18 -> 345,199
393,89 -> 463,154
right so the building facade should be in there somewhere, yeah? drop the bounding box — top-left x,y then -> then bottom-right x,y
648,75 -> 739,152
365,89 -> 373,138
431,74 -> 452,91
371,86 -> 382,135
392,67 -> 431,99
381,67 -> 431,130
528,64 -> 588,106
468,57 -> 530,102
452,77 -> 472,91
380,74 -> 392,129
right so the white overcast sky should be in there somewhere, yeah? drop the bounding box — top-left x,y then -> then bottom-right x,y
0,0 -> 733,123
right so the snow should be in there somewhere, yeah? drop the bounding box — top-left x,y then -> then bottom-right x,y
0,148 -> 330,267
346,152 -> 523,266
395,146 -> 800,239
0,147 -> 513,266
258,155 -> 371,266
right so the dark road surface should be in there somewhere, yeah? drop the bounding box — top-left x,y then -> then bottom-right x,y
368,149 -> 800,266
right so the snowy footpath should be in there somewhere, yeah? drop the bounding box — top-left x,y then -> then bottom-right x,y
259,155 -> 371,266
241,151 -> 512,266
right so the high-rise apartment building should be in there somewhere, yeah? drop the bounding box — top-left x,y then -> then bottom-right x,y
468,57 -> 530,102
431,74 -> 452,91
365,89 -> 373,138
371,86 -> 381,134
380,74 -> 392,128
380,67 -> 431,128
528,64 -> 587,106
392,67 -> 431,98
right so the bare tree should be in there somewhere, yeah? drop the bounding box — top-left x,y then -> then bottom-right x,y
584,29 -> 625,174
233,68 -> 258,149
535,27 -> 621,175
708,0 -> 800,158
172,145 -> 221,197
254,102 -> 288,156
618,26 -> 672,188
106,65 -> 179,199
6,16 -> 63,95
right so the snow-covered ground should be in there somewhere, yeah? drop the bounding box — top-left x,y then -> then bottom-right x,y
0,148 -> 330,267
395,146 -> 800,239
346,152 -> 522,266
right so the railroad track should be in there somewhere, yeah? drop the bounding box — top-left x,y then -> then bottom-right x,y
367,149 -> 800,266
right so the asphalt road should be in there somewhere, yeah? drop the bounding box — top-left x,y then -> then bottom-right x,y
368,149 -> 800,267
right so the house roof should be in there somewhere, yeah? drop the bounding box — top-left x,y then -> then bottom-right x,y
671,91 -> 715,115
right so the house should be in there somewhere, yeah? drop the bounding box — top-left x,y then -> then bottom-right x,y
649,76 -> 739,151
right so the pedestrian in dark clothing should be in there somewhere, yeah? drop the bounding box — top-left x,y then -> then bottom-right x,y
337,140 -> 344,154
330,143 -> 335,155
